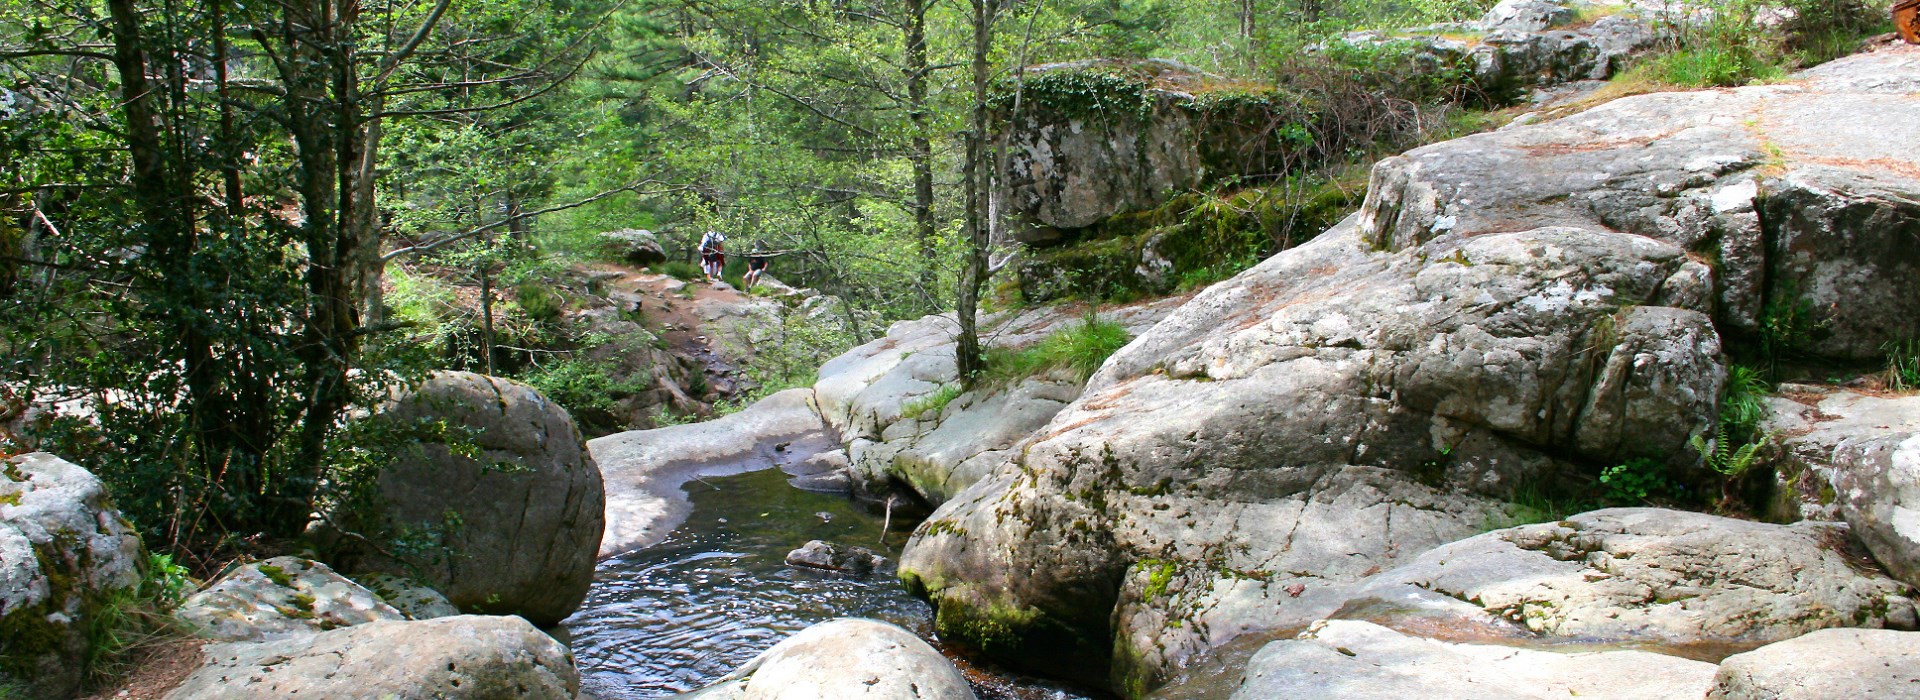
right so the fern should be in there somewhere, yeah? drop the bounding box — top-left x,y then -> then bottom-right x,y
1690,424 -> 1769,478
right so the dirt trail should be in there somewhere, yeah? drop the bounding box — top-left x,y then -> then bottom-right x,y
583,262 -> 759,397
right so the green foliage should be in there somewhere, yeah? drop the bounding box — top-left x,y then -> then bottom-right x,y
1690,426 -> 1769,479
900,384 -> 964,421
515,282 -> 566,325
650,261 -> 704,282
518,359 -> 656,436
1720,364 -> 1773,442
1636,0 -> 1881,88
986,313 -> 1133,384
1758,281 -> 1830,369
83,553 -> 197,686
1599,458 -> 1675,505
1885,339 -> 1920,392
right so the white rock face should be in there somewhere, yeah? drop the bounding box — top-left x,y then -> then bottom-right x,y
678,618 -> 975,700
814,300 -> 1181,508
175,556 -> 404,641
1708,628 -> 1920,700
1230,620 -> 1718,700
1354,508 -> 1918,646
165,614 -> 579,699
0,452 -> 144,700
590,387 -> 826,557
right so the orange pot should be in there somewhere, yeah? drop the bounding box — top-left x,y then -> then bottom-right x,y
1898,0 -> 1920,45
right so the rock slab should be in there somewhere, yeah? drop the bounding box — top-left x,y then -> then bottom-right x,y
1709,628 -> 1920,700
175,556 -> 403,641
165,614 -> 579,699
1230,619 -> 1717,700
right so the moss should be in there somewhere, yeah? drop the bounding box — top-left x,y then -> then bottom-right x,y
1138,559 -> 1178,601
934,599 -> 1042,659
255,564 -> 295,589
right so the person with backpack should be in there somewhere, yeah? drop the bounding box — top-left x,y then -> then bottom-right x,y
697,230 -> 727,283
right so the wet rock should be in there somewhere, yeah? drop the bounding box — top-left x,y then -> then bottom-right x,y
899,218 -> 1724,693
1708,628 -> 1920,700
354,573 -> 462,620
0,452 -> 145,700
602,228 -> 667,266
590,388 -> 826,557
1766,386 -> 1920,587
318,371 -> 605,626
175,556 -> 403,641
164,614 -> 579,699
1231,620 -> 1716,700
677,618 -> 975,700
784,540 -> 886,576
1356,508 -> 1918,646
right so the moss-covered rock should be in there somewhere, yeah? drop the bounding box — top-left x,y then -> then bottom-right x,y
0,453 -> 145,700
1016,176 -> 1363,304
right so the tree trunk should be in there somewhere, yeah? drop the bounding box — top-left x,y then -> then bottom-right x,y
955,0 -> 996,386
905,0 -> 938,306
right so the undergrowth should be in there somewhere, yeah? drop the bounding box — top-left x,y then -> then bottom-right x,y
985,313 -> 1133,385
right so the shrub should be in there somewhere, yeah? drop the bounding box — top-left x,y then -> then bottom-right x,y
1886,339 -> 1920,392
650,261 -> 703,281
1720,364 -> 1772,441
1599,458 -> 1674,505
514,282 -> 565,325
900,384 -> 963,421
987,312 -> 1133,384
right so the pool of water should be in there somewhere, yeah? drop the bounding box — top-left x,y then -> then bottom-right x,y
563,466 -> 1099,700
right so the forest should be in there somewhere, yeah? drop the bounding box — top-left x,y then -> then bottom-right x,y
2,0 -> 1911,696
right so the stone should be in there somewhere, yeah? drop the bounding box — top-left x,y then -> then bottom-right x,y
1765,386 -> 1920,587
1708,628 -> 1920,700
676,618 -> 975,700
602,228 -> 667,266
814,300 -> 1180,509
1354,508 -> 1918,647
354,573 -> 462,620
320,371 -> 604,626
1230,620 -> 1717,700
590,388 -> 828,557
1480,0 -> 1577,32
0,452 -> 145,700
898,217 -> 1727,694
1357,47 -> 1920,359
164,614 -> 579,699
175,556 -> 403,641
784,540 -> 887,576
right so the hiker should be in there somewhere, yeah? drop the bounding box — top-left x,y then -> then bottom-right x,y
743,245 -> 771,291
698,230 -> 727,282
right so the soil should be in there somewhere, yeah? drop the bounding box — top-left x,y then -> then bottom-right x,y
79,639 -> 204,700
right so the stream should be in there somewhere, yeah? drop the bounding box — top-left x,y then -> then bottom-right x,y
563,463 -> 1101,700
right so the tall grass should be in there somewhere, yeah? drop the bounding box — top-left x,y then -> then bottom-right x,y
987,313 -> 1133,384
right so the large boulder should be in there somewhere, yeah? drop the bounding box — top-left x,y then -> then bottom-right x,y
322,371 -> 604,626
1230,619 -> 1717,700
900,215 -> 1726,695
0,452 -> 145,700
1357,46 -> 1920,360
602,228 -> 667,266
1350,508 -> 1918,647
1766,386 -> 1920,586
677,618 -> 975,700
165,614 -> 579,699
175,556 -> 403,641
1708,628 -> 1920,700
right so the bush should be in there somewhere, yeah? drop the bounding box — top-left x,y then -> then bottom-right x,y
514,282 -> 565,325
900,384 -> 963,421
1887,339 -> 1920,392
1599,458 -> 1675,505
987,313 -> 1133,384
518,359 -> 654,436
